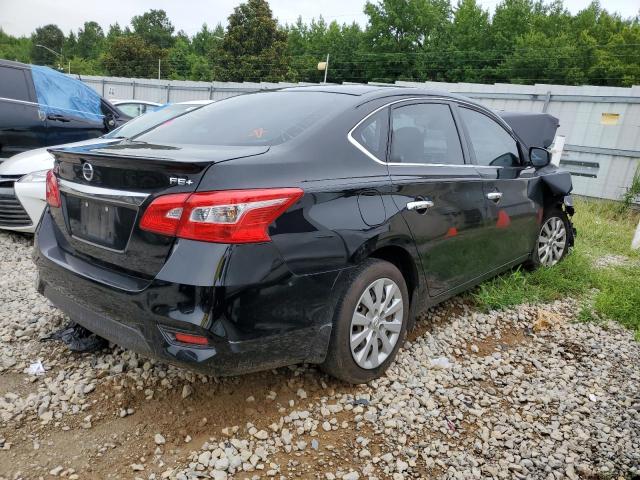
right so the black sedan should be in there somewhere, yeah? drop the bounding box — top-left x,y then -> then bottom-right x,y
34,86 -> 575,383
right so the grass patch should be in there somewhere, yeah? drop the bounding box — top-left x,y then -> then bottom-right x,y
471,197 -> 640,338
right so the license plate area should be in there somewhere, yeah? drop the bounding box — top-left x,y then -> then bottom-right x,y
65,195 -> 137,251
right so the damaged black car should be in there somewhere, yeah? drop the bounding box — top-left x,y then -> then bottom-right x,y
34,86 -> 575,384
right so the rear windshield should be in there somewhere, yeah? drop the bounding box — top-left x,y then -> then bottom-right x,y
134,91 -> 350,146
104,103 -> 206,139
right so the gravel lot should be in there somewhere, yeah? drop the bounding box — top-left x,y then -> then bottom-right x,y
0,230 -> 638,480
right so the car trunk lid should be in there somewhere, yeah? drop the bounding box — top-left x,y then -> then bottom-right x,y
49,142 -> 269,280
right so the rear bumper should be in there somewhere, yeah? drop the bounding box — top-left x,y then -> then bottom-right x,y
34,213 -> 346,376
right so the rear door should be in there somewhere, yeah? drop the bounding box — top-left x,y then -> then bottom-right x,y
386,100 -> 487,297
0,65 -> 46,158
456,105 -> 539,268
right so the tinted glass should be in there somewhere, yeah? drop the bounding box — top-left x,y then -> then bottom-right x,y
105,103 -> 205,139
0,66 -> 30,102
352,108 -> 388,160
137,92 -> 351,146
460,107 -> 520,167
390,103 -> 464,164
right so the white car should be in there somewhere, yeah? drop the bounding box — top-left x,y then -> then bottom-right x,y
112,99 -> 162,117
0,100 -> 212,233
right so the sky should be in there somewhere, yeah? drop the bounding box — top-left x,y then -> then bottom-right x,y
1,0 -> 638,37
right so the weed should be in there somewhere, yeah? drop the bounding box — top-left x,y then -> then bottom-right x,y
472,197 -> 639,339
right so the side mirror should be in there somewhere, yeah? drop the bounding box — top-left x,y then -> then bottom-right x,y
104,114 -> 117,130
529,147 -> 551,168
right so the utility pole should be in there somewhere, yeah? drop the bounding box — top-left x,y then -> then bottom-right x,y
323,54 -> 330,84
36,44 -> 64,71
68,60 -> 71,74
158,59 -> 161,80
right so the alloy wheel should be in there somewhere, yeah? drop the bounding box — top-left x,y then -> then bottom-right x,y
537,216 -> 567,267
350,277 -> 403,369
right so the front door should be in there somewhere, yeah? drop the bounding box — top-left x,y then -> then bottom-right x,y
387,101 -> 488,297
0,65 -> 46,158
456,106 -> 539,269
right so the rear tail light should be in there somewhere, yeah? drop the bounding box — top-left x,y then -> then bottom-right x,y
139,193 -> 189,236
140,188 -> 303,243
46,170 -> 61,208
174,332 -> 209,346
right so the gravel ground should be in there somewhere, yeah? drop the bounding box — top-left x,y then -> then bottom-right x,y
0,230 -> 638,480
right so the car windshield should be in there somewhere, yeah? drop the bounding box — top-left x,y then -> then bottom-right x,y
134,91 -> 351,147
104,103 -> 206,139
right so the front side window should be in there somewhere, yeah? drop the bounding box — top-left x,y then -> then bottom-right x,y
0,66 -> 30,102
352,108 -> 388,160
389,103 -> 464,165
459,107 -> 520,167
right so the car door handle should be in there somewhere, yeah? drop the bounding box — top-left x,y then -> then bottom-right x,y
406,200 -> 434,211
47,114 -> 70,122
486,192 -> 503,202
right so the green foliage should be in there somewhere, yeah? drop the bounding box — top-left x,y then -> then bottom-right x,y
131,9 -> 175,50
472,198 -> 640,339
30,24 -> 65,66
472,249 -> 595,311
1,0 -> 639,84
215,0 -> 289,81
0,28 -> 31,63
594,265 -> 640,333
101,35 -> 163,78
621,169 -> 640,210
76,21 -> 105,60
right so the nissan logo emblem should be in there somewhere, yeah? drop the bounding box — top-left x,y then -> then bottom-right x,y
82,163 -> 94,182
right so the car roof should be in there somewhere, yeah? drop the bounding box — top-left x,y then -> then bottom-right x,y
111,99 -> 161,106
0,59 -> 30,70
281,84 -> 397,96
278,84 -> 484,105
177,100 -> 214,105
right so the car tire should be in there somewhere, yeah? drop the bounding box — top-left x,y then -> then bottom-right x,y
529,207 -> 573,269
321,258 -> 409,384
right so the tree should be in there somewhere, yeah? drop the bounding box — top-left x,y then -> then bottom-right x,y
76,21 -> 105,59
0,28 -> 32,63
215,0 -> 289,82
434,0 -> 493,82
131,9 -> 175,50
106,22 -> 124,45
167,37 -> 191,79
363,0 -> 452,82
192,23 -> 224,56
64,31 -> 77,58
102,35 -> 161,78
30,24 -> 65,65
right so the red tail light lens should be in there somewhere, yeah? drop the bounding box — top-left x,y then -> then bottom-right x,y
140,188 -> 303,244
174,332 -> 209,345
45,170 -> 61,208
139,193 -> 189,236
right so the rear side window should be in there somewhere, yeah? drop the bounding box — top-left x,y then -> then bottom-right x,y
0,66 -> 30,102
459,107 -> 520,167
137,91 -> 352,147
352,108 -> 389,160
389,103 -> 464,165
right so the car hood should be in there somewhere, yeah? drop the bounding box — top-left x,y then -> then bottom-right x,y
0,138 -> 118,176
